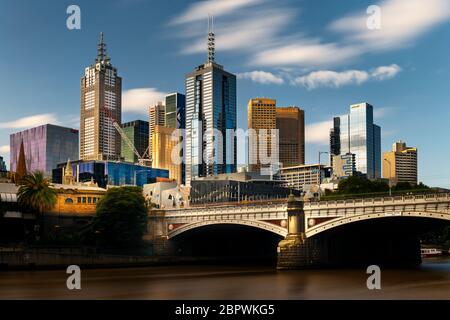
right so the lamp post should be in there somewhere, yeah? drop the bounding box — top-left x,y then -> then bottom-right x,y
384,158 -> 392,196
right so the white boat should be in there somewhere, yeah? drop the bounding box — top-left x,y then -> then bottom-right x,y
421,247 -> 443,258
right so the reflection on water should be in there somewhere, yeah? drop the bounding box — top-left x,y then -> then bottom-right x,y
1,257 -> 450,300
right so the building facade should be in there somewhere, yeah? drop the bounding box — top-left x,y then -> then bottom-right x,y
165,93 -> 186,129
152,125 -> 183,185
247,98 -> 277,173
0,156 -> 6,172
10,124 -> 79,178
52,160 -> 168,188
383,141 -> 418,185
185,25 -> 237,186
276,107 -> 305,167
80,33 -> 122,161
149,101 -> 165,163
120,120 -> 149,163
329,117 -> 341,167
333,103 -> 381,179
332,153 -> 356,179
276,164 -> 331,191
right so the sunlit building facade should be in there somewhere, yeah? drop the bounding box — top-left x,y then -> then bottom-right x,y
276,107 -> 305,167
152,125 -> 183,185
383,141 -> 418,185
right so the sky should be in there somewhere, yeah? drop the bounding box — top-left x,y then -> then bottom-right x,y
0,0 -> 449,188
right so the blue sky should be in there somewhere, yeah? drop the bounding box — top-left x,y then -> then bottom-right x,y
0,0 -> 449,187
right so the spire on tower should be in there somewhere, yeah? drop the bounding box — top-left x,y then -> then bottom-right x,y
96,32 -> 110,63
207,15 -> 215,64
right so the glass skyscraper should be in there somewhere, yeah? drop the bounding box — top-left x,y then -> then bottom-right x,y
10,124 -> 79,178
120,120 -> 149,163
333,103 -> 381,179
185,23 -> 237,186
165,93 -> 186,130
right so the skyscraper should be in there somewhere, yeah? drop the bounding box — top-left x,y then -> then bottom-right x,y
165,93 -> 186,129
149,101 -> 165,163
10,124 -> 79,178
247,98 -> 276,173
185,18 -> 237,186
276,107 -> 305,167
383,141 -> 418,185
333,103 -> 381,179
152,125 -> 183,185
80,32 -> 122,161
329,117 -> 341,166
120,120 -> 149,163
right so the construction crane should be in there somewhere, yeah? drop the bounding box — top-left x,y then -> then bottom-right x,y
101,106 -> 151,166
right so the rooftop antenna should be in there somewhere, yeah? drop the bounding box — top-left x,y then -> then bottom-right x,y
207,15 -> 215,63
96,32 -> 110,63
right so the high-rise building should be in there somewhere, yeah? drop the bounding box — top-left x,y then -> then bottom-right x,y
10,124 -> 79,178
149,101 -> 165,163
80,32 -> 122,161
276,107 -> 305,167
165,93 -> 186,129
0,156 -> 6,172
185,18 -> 237,186
152,125 -> 183,184
247,98 -> 277,173
332,103 -> 381,179
120,120 -> 149,163
383,141 -> 418,185
329,117 -> 341,166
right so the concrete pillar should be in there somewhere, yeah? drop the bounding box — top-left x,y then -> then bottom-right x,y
277,194 -> 323,269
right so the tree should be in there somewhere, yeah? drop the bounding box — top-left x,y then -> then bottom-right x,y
92,186 -> 147,247
17,171 -> 57,241
335,176 -> 389,195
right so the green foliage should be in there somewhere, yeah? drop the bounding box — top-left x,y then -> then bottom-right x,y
17,171 -> 57,215
92,186 -> 147,247
336,176 -> 389,195
394,181 -> 430,191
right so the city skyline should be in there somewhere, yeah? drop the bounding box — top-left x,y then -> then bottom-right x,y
0,0 -> 449,188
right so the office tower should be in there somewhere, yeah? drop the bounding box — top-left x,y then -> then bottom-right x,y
80,32 -> 122,161
332,153 -> 356,179
185,18 -> 237,186
120,120 -> 149,163
165,93 -> 186,129
247,98 -> 277,173
383,141 -> 418,185
0,156 -> 6,172
329,117 -> 341,166
10,124 -> 79,178
149,101 -> 165,163
333,103 -> 381,179
152,125 -> 183,184
276,107 -> 305,167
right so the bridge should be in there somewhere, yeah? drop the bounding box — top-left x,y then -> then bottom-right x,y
148,193 -> 450,268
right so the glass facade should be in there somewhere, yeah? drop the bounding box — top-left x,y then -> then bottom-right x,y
53,160 -> 169,188
0,156 -> 6,172
10,124 -> 79,178
165,93 -> 186,129
337,103 -> 381,179
185,62 -> 237,186
120,120 -> 149,163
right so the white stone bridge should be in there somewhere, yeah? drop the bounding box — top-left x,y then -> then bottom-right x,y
153,193 -> 450,239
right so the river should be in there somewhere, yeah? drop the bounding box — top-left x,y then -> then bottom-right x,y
1,257 -> 450,299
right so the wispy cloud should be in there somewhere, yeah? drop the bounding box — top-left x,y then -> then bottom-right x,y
330,0 -> 450,51
306,120 -> 333,145
171,0 -> 265,25
0,145 -> 9,154
293,64 -> 401,89
122,88 -> 167,115
0,114 -> 57,130
237,71 -> 284,85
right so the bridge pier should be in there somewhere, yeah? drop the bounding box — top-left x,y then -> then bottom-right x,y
277,195 -> 325,269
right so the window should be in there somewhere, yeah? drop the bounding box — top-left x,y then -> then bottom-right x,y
82,197 -> 87,203
88,197 -> 92,204
93,197 -> 97,204
77,197 -> 81,203
65,198 -> 74,204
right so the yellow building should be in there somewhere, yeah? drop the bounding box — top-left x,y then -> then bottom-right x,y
152,125 -> 183,184
383,141 -> 418,186
247,98 -> 277,172
276,106 -> 305,167
50,184 -> 106,216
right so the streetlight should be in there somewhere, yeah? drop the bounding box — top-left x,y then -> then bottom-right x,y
384,158 -> 392,196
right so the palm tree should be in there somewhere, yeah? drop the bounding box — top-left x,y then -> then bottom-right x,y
18,171 -> 57,241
